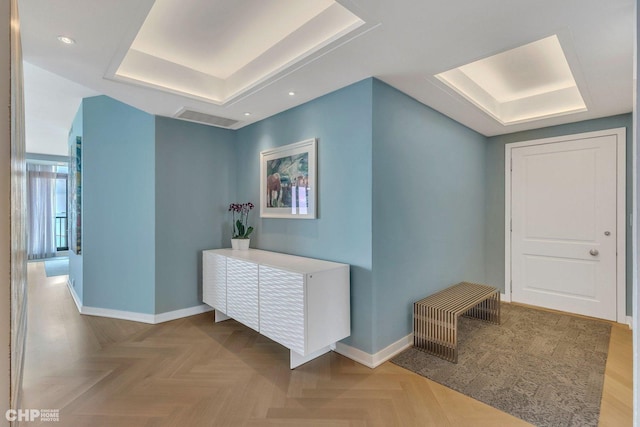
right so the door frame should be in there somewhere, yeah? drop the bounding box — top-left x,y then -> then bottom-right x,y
504,127 -> 627,324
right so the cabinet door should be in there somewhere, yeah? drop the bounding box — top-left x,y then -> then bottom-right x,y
226,258 -> 259,331
203,252 -> 226,312
259,266 -> 305,355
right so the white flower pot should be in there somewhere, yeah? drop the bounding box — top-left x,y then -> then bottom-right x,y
231,238 -> 250,250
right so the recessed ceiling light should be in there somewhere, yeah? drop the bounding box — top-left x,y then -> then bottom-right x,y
57,35 -> 75,45
244,112 -> 251,116
435,35 -> 586,125
288,91 -> 296,96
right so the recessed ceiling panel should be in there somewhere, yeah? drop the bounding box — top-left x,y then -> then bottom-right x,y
435,35 -> 587,125
111,0 -> 364,104
131,0 -> 335,79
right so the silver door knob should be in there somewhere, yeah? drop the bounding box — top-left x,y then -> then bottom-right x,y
589,249 -> 599,256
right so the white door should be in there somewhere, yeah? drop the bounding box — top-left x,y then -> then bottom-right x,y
510,134 -> 618,321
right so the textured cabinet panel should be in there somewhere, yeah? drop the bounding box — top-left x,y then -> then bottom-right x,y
259,266 -> 305,354
226,258 -> 259,331
202,248 -> 350,367
203,252 -> 226,312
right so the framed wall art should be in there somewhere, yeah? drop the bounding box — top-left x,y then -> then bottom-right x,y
68,135 -> 82,254
260,138 -> 317,219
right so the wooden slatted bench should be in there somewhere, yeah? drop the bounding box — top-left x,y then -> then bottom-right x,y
413,282 -> 500,363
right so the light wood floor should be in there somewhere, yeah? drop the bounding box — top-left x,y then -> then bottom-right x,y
21,262 -> 632,426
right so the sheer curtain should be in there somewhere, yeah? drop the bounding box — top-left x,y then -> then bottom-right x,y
27,163 -> 57,260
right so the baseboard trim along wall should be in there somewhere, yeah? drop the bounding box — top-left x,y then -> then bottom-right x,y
81,306 -> 157,323
334,333 -> 413,369
154,305 -> 214,323
66,279 -> 82,313
66,280 -> 213,324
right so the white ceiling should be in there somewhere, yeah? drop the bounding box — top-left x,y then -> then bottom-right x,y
18,0 -> 634,155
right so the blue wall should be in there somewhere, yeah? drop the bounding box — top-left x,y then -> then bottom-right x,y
485,113 -> 633,314
372,80 -> 488,351
68,106 -> 83,303
82,96 -> 156,314
235,79 -> 375,352
154,117 -> 236,313
72,84 -> 633,354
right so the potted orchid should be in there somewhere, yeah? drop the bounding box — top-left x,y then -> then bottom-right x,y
228,202 -> 254,250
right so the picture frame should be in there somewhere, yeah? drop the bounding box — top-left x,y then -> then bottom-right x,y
260,138 -> 317,219
68,135 -> 82,254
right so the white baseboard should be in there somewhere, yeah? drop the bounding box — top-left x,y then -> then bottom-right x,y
626,316 -> 633,329
63,284 -> 213,325
334,333 -> 413,369
154,304 -> 214,323
66,279 -> 82,312
333,342 -> 377,368
500,292 -> 509,302
81,306 -> 156,323
81,305 -> 213,324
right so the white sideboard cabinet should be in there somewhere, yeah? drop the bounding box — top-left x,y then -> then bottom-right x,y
202,249 -> 350,368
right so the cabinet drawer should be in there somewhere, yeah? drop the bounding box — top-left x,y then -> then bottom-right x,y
203,252 -> 226,312
259,266 -> 305,355
226,258 -> 259,331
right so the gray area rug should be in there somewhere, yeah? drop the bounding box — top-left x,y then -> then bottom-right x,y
392,303 -> 611,427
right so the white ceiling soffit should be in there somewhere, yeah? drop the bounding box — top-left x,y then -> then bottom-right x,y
435,35 -> 587,126
23,62 -> 99,156
106,0 -> 366,105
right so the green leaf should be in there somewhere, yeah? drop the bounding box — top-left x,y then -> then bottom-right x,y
236,220 -> 244,237
244,226 -> 254,238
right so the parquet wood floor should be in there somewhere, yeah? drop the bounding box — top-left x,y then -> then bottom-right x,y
20,262 -> 631,426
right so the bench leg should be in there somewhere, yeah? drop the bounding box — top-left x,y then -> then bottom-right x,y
413,285 -> 501,364
462,292 -> 500,325
414,305 -> 459,363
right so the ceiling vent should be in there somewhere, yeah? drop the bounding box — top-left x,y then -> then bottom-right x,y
174,108 -> 239,128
